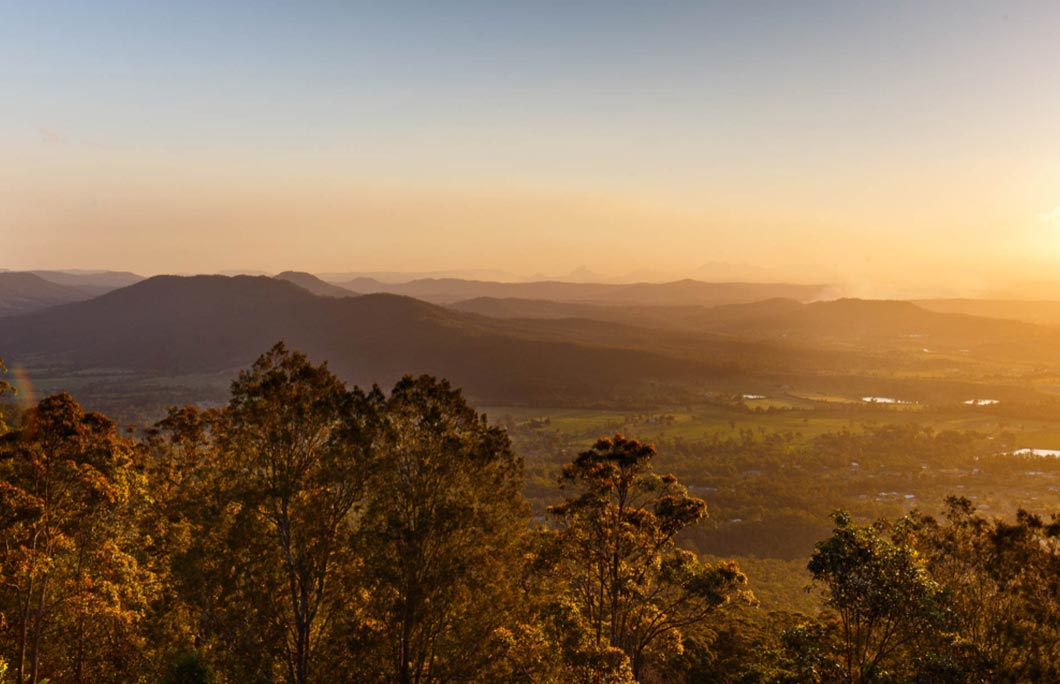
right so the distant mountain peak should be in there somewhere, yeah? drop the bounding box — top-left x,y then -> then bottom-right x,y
0,272 -> 99,316
30,269 -> 143,289
274,271 -> 358,297
564,265 -> 602,282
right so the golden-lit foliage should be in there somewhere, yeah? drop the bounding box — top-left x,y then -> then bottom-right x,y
5,346 -> 1060,683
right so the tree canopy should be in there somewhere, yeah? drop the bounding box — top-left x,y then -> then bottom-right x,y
3,345 -> 1060,683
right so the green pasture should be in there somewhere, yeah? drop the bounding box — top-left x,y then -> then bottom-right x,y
485,397 -> 1060,451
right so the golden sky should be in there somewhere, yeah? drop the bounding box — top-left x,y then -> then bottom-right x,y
3,2 -> 1060,296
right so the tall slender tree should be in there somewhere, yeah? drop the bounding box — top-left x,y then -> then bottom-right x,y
548,434 -> 751,681
221,343 -> 377,684
354,375 -> 528,684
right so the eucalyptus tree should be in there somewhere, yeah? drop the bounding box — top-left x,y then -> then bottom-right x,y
808,512 -> 948,684
0,393 -> 154,684
548,434 -> 751,681
221,343 -> 379,684
353,375 -> 529,684
902,498 -> 1060,683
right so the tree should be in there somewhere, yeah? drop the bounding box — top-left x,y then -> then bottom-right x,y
902,497 -> 1060,683
220,343 -> 377,684
548,434 -> 751,681
142,403 -> 246,680
483,528 -> 636,684
0,393 -> 154,684
145,350 -> 535,684
353,375 -> 528,684
162,650 -> 217,684
808,511 -> 948,684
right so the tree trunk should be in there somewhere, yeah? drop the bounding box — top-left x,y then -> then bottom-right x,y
30,575 -> 49,684
16,579 -> 31,684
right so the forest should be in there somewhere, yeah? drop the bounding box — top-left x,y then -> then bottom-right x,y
1,345 -> 1059,684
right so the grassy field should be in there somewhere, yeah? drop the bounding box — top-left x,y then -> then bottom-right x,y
494,393 -> 1060,616
484,396 -> 1060,451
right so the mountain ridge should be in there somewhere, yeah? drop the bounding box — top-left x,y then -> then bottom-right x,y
0,272 -> 98,317
274,271 -> 358,297
0,275 -> 726,405
334,276 -> 831,306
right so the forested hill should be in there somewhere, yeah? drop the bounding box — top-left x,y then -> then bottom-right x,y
337,275 -> 831,306
0,270 -> 145,316
0,275 -> 732,405
693,297 -> 1053,352
273,270 -> 359,297
27,269 -> 143,289
454,295 -> 1055,357
0,272 -> 97,316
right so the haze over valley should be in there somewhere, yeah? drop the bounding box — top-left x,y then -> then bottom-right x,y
7,267 -> 1060,418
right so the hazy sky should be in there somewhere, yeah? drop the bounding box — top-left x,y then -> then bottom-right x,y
3,1 -> 1060,294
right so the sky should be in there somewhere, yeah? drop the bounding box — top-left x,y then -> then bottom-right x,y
2,1 -> 1060,295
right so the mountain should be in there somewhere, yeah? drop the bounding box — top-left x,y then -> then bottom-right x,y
916,299 -> 1060,327
318,269 -> 519,283
0,275 -> 731,406
6,275 -> 1058,419
454,296 -> 808,328
452,294 -> 1059,362
560,265 -> 605,282
274,271 -> 358,297
449,297 -> 732,333
708,299 -> 1039,344
335,277 -> 830,306
642,297 -> 1060,365
451,297 -> 651,321
0,272 -> 98,316
217,269 -> 272,276
30,269 -> 143,291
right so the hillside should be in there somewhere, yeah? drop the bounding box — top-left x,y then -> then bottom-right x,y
0,275 -> 730,406
5,276 -> 1060,419
274,271 -> 358,297
696,298 -> 1054,357
337,276 -> 830,306
449,297 -> 716,330
0,272 -> 98,316
30,269 -> 143,291
450,295 -> 1050,358
451,297 -> 622,320
916,298 -> 1060,327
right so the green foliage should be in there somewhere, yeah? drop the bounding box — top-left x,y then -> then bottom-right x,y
901,497 -> 1060,682
794,501 -> 1060,684
808,511 -> 948,683
0,393 -> 154,684
137,345 -> 534,684
9,343 -> 1060,683
162,651 -> 216,684
222,342 -> 374,684
348,375 -> 529,683
548,434 -> 753,680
